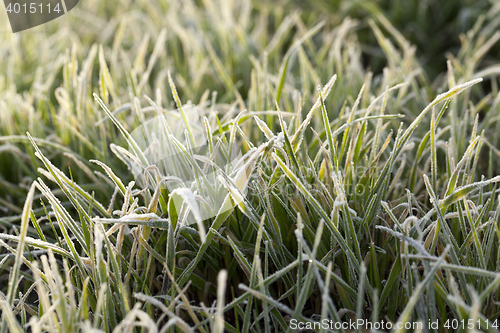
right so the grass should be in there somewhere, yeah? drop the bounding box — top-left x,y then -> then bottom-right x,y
2,0 -> 500,332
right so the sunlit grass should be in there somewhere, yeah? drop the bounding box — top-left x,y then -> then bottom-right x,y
2,0 -> 500,332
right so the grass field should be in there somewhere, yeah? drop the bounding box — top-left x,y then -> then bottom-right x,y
2,0 -> 500,332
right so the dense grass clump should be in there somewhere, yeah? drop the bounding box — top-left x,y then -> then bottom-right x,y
2,0 -> 500,332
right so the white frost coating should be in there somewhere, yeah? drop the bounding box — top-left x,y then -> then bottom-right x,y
118,213 -> 167,222
432,78 -> 483,106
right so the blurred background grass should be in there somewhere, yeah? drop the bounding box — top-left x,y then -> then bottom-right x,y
292,0 -> 494,77
1,0 -> 496,89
